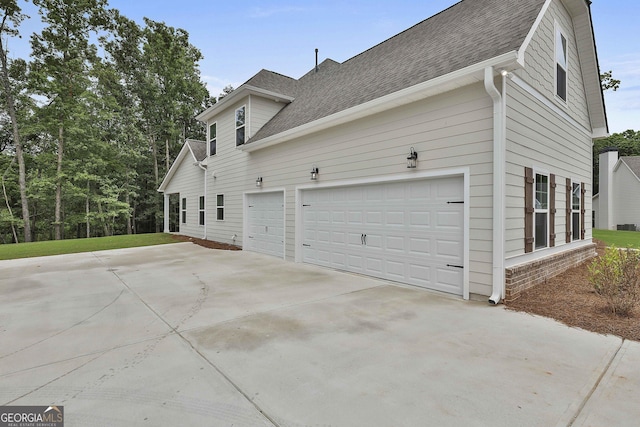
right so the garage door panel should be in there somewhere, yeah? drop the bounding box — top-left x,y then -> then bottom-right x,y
435,268 -> 463,294
302,177 -> 464,296
436,239 -> 463,259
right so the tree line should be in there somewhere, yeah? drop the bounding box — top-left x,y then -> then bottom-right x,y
0,0 -> 215,243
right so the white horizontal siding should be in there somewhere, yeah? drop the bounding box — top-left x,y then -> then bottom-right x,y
613,165 -> 640,227
163,153 -> 204,239
505,79 -> 592,260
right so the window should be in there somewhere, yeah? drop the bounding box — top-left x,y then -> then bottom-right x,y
235,105 -> 245,146
199,196 -> 205,226
534,173 -> 549,250
181,197 -> 187,224
572,182 -> 581,241
216,194 -> 224,221
209,122 -> 217,156
555,25 -> 568,101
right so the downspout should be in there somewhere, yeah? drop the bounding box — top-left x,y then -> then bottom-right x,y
196,162 -> 207,240
484,67 -> 507,305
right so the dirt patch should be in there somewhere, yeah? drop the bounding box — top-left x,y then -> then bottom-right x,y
170,234 -> 241,251
506,239 -> 640,341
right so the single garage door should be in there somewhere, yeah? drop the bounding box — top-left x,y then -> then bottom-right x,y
246,191 -> 285,258
302,177 -> 464,295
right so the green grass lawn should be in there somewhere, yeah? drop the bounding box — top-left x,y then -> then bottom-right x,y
593,229 -> 640,248
0,233 -> 178,261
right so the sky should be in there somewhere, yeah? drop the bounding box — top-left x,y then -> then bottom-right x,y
6,0 -> 639,134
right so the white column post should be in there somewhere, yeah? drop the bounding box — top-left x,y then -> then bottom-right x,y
163,193 -> 170,233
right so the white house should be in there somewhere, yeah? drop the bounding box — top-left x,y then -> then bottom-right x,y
159,0 -> 608,303
593,148 -> 640,231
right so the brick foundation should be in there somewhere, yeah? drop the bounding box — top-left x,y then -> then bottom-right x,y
505,244 -> 596,302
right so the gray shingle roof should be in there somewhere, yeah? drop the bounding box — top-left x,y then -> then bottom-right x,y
248,0 -> 546,143
621,157 -> 640,179
187,140 -> 207,162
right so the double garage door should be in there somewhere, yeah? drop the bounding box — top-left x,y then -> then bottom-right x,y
301,177 -> 464,296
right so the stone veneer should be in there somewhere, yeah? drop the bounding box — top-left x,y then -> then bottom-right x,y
505,244 -> 596,302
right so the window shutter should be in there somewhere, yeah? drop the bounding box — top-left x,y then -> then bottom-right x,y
524,167 -> 534,253
566,178 -> 571,243
581,182 -> 586,239
549,174 -> 556,247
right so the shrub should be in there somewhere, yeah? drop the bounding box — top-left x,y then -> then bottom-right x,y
588,246 -> 640,316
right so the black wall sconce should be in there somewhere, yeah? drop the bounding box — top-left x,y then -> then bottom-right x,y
407,147 -> 418,168
256,177 -> 263,187
310,167 -> 319,180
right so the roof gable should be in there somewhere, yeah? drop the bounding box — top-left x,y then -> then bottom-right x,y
158,139 -> 205,192
619,157 -> 640,182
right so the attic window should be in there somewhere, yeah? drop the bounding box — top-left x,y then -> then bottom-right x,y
209,122 -> 217,156
235,105 -> 246,146
555,25 -> 568,101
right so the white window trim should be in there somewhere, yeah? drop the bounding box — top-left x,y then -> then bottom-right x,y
181,197 -> 187,224
208,121 -> 217,157
554,21 -> 568,104
571,180 -> 581,241
235,105 -> 246,146
534,169 -> 550,251
199,195 -> 205,226
216,193 -> 225,221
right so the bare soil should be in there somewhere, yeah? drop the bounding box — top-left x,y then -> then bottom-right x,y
172,235 -> 639,341
506,240 -> 640,341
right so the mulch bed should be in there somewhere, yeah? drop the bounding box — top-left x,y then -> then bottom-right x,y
506,240 -> 640,341
170,234 -> 241,251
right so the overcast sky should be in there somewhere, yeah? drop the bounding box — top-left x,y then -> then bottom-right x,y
8,0 -> 639,134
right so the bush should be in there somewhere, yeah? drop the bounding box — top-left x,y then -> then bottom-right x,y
588,246 -> 640,316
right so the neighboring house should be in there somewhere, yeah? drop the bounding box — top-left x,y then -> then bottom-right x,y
593,148 -> 640,231
158,0 -> 607,303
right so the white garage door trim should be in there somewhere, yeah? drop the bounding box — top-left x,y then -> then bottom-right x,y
243,189 -> 286,259
295,169 -> 469,299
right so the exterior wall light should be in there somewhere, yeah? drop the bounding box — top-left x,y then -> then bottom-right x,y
310,167 -> 319,180
256,177 -> 263,187
407,147 -> 418,168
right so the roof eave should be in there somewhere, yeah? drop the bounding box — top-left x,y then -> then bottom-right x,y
158,141 -> 199,192
239,51 -> 519,153
196,86 -> 295,123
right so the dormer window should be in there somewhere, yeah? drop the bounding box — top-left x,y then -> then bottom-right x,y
209,122 -> 217,156
555,25 -> 568,102
235,105 -> 246,146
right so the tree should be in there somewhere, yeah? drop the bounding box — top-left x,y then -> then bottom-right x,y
600,70 -> 620,92
218,85 -> 234,101
0,0 -> 31,241
104,15 -> 209,232
29,0 -> 112,239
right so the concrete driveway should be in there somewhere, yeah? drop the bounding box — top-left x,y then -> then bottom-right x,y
1,243 -> 638,426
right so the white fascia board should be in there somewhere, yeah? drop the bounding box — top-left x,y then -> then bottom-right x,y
517,0 -> 552,66
157,142 -> 197,192
592,127 -> 609,139
240,51 -> 519,153
195,86 -> 295,123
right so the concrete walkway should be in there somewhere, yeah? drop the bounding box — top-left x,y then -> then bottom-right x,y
0,243 -> 637,426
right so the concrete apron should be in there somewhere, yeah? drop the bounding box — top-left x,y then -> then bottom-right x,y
0,243 -> 637,426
